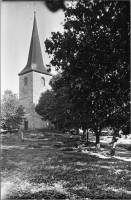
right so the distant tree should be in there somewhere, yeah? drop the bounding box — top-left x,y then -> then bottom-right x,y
50,73 -> 90,142
1,90 -> 25,131
45,0 -> 130,144
49,73 -> 73,129
35,86 -> 73,131
35,90 -> 56,125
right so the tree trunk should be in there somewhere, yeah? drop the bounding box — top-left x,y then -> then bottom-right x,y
82,129 -> 86,138
76,127 -> 79,135
94,126 -> 102,145
86,130 -> 89,143
95,130 -> 100,145
8,127 -> 11,133
82,124 -> 87,139
82,131 -> 84,138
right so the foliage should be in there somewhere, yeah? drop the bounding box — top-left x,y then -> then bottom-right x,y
45,0 -> 130,142
35,90 -> 56,122
35,86 -> 73,130
1,90 -> 25,131
44,0 -> 66,12
50,73 -> 81,130
36,73 -> 90,132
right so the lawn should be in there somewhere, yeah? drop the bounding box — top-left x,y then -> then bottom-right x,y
1,130 -> 131,199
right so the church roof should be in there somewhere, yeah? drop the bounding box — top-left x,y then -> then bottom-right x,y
18,13 -> 52,76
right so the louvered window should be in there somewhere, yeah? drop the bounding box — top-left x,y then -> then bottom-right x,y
41,77 -> 45,86
24,77 -> 28,86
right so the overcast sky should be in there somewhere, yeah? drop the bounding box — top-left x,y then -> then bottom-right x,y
1,1 -> 65,96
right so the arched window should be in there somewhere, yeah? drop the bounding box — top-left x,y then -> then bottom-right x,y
41,77 -> 45,86
24,77 -> 28,86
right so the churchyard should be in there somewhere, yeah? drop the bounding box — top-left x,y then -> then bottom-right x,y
1,129 -> 131,199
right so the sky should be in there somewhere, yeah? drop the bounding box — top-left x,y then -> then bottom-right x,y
1,1 -> 65,96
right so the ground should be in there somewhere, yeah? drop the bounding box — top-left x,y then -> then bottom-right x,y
1,130 -> 131,199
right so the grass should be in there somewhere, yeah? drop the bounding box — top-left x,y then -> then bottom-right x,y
1,130 -> 131,199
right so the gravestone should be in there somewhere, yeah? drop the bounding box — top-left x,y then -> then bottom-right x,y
96,143 -> 100,151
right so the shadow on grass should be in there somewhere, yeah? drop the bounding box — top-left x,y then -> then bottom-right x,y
1,130 -> 131,199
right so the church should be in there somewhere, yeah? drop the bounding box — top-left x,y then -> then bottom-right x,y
18,13 -> 52,130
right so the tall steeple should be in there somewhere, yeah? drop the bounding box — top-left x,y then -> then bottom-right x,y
19,12 -> 51,76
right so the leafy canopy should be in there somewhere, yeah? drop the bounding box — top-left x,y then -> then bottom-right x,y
1,90 -> 25,131
44,0 -> 130,136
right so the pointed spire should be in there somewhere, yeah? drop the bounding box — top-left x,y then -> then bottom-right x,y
19,13 -> 51,76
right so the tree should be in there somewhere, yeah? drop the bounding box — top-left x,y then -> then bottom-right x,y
1,90 -> 25,131
45,0 -> 130,144
35,90 -> 56,125
35,73 -> 84,132
50,73 -> 90,137
35,87 -> 73,130
44,0 -> 66,12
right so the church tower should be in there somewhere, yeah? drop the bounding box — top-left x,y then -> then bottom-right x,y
18,13 -> 52,130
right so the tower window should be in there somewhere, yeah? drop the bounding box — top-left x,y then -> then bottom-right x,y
24,77 -> 28,86
41,77 -> 45,86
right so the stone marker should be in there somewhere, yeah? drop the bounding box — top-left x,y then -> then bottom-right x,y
96,143 -> 100,151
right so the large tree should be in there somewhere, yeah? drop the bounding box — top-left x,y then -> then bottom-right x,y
1,90 -> 25,131
45,0 -> 130,143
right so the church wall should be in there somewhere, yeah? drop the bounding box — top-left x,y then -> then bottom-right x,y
21,109 -> 48,130
19,72 -> 33,113
32,112 -> 48,129
32,71 -> 52,129
33,71 -> 52,105
19,71 -> 52,130
19,72 -> 34,129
